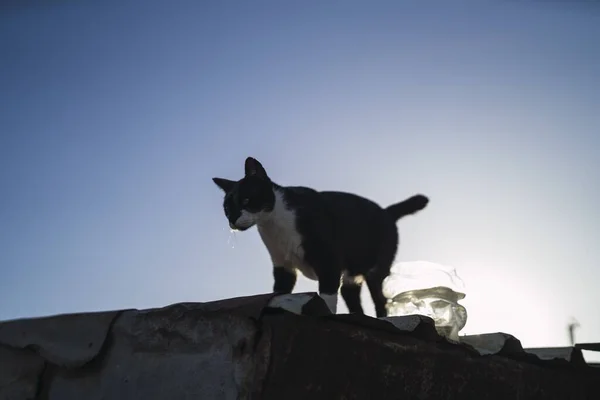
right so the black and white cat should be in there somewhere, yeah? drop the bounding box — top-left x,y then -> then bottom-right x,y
212,157 -> 429,317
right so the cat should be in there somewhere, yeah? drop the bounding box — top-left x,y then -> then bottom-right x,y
212,157 -> 429,317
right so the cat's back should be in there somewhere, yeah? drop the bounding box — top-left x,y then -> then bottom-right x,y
280,186 -> 392,232
282,187 -> 383,216
281,187 -> 386,219
319,190 -> 385,218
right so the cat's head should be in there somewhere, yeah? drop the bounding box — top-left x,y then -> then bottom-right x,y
212,157 -> 275,231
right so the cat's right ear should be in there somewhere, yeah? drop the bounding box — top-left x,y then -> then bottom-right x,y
245,157 -> 269,179
212,177 -> 236,193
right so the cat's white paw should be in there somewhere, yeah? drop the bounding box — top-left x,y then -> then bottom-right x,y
320,293 -> 338,314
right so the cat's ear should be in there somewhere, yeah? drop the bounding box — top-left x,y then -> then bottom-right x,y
244,157 -> 268,179
212,177 -> 236,193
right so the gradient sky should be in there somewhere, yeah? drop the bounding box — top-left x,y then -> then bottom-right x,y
1,0 -> 599,360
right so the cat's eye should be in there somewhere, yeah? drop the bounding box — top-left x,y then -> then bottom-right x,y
242,198 -> 250,206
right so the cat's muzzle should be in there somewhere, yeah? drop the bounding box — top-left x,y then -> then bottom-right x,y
229,222 -> 251,231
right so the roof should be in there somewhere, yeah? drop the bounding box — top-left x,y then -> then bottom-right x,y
1,292 -> 598,399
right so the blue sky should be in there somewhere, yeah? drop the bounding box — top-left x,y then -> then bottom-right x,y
1,0 -> 599,359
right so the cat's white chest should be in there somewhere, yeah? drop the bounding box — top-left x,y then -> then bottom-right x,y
257,193 -> 317,280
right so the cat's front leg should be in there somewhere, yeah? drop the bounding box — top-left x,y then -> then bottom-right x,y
273,266 -> 297,294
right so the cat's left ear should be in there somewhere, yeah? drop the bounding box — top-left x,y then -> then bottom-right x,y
212,177 -> 236,193
244,157 -> 269,179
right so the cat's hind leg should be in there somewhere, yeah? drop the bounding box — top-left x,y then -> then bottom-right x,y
317,270 -> 342,314
366,271 -> 388,318
304,241 -> 342,314
341,275 -> 364,314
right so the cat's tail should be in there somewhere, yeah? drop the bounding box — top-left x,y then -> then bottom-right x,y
385,194 -> 429,221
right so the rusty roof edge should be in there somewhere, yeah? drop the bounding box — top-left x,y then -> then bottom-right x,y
575,342 -> 600,352
460,333 -> 524,356
524,347 -> 587,365
140,292 -> 281,320
0,293 -> 283,370
262,294 -> 597,369
269,294 -> 598,370
0,310 -> 123,368
1,293 -> 597,372
330,314 -> 447,344
461,333 -> 593,369
0,293 -> 285,327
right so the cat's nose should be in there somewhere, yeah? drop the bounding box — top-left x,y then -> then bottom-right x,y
229,221 -> 237,230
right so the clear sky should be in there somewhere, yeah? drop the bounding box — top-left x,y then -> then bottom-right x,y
1,0 -> 599,360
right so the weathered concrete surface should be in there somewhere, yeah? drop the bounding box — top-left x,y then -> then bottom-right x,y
0,294 -> 277,400
0,310 -> 121,368
1,292 -> 599,400
0,345 -> 45,400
